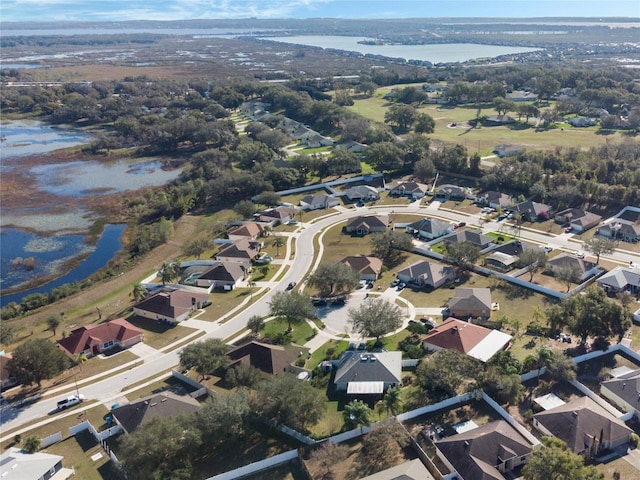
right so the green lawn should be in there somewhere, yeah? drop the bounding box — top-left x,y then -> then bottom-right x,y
123,314 -> 199,349
262,317 -> 316,346
198,288 -> 267,322
349,94 -> 628,154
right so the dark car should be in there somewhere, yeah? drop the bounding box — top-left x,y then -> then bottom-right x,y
286,281 -> 297,291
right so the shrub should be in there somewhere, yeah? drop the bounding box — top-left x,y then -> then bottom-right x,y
24,436 -> 40,453
630,433 -> 639,449
591,336 -> 610,351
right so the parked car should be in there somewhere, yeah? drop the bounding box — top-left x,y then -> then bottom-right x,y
565,226 -> 573,233
497,214 -> 507,221
390,279 -> 400,288
288,220 -> 299,226
57,394 -> 85,410
397,282 -> 406,291
555,333 -> 572,343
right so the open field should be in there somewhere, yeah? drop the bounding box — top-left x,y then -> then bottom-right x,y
348,94 -> 629,154
123,315 -> 198,350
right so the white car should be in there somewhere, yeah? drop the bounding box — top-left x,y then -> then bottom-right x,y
57,394 -> 85,410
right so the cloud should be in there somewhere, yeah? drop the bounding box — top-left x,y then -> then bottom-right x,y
2,0 -> 337,22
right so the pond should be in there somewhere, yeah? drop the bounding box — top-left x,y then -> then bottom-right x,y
0,119 -> 93,159
0,224 -> 127,305
0,120 -> 183,305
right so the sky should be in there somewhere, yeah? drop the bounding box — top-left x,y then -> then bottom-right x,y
1,1 -> 638,23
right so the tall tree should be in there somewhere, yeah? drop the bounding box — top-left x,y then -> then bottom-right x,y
119,415 -> 200,480
269,291 -> 314,331
159,262 -> 174,285
443,241 -> 480,276
377,386 -> 402,417
307,262 -> 360,297
8,338 -> 69,387
343,400 -> 373,433
416,349 -> 482,400
0,323 -> 15,346
255,373 -> 324,431
517,249 -> 548,282
272,236 -> 285,257
583,237 -> 615,265
47,315 -> 62,337
179,338 -> 230,381
131,283 -> 147,302
247,279 -> 257,301
247,315 -> 264,336
364,142 -> 405,173
370,230 -> 413,264
522,437 -> 604,480
183,238 -> 210,260
384,104 -> 416,130
555,264 -> 581,293
348,298 -> 403,341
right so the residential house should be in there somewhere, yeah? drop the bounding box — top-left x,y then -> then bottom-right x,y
0,448 -> 70,480
338,255 -> 383,281
435,420 -> 533,480
513,200 -> 552,222
215,238 -> 261,268
476,191 -> 513,210
554,208 -> 602,233
568,117 -> 597,127
436,184 -> 468,200
532,397 -> 633,456
484,251 -> 519,272
345,214 -> 389,235
484,115 -> 515,125
358,459 -> 435,480
289,125 -> 312,141
448,287 -> 493,319
597,266 -> 640,297
227,222 -> 265,241
333,351 -> 402,395
390,181 -> 429,199
397,261 -> 455,289
305,134 -> 335,148
0,353 -> 16,390
601,369 -> 640,420
111,391 -> 201,435
337,140 -> 367,154
423,317 -> 511,362
344,185 -> 379,202
227,341 -> 309,376
406,218 -> 454,240
506,90 -> 538,102
546,253 -> 600,282
597,219 -> 640,243
442,230 -> 494,249
299,193 -> 339,211
57,318 -> 144,359
189,262 -> 245,291
254,205 -> 298,225
493,144 -> 524,158
132,288 -> 209,324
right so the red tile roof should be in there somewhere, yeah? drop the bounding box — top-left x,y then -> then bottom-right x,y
423,317 -> 491,355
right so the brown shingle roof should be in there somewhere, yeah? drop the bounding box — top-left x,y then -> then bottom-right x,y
216,238 -> 261,260
338,255 -> 383,276
111,391 -> 201,434
227,341 -> 308,375
228,222 -> 264,239
57,318 -> 143,355
533,397 -> 632,454
346,214 -> 389,230
133,289 -> 209,320
436,420 -> 532,480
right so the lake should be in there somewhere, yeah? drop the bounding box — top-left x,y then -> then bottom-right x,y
0,224 -> 126,305
261,35 -> 542,63
0,120 -> 183,303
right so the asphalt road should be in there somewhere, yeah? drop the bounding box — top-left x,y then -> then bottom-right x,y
1,201 -> 637,437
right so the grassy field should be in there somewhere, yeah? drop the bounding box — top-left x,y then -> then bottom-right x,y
123,315 -> 198,350
348,94 -> 628,154
262,317 -> 316,346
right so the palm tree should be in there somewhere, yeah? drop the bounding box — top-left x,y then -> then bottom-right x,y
343,400 -> 372,434
76,353 -> 88,372
132,283 -> 147,302
160,262 -> 174,285
248,279 -> 257,301
272,236 -> 285,257
377,386 -> 402,418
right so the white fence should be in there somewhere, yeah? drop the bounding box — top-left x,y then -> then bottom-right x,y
69,420 -> 90,435
481,392 -> 541,446
40,432 -> 62,448
190,387 -> 208,398
206,450 -> 298,480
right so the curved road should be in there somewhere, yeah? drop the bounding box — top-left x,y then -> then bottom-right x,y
1,201 -> 636,437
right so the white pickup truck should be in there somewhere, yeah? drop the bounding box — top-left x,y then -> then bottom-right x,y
57,394 -> 85,410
